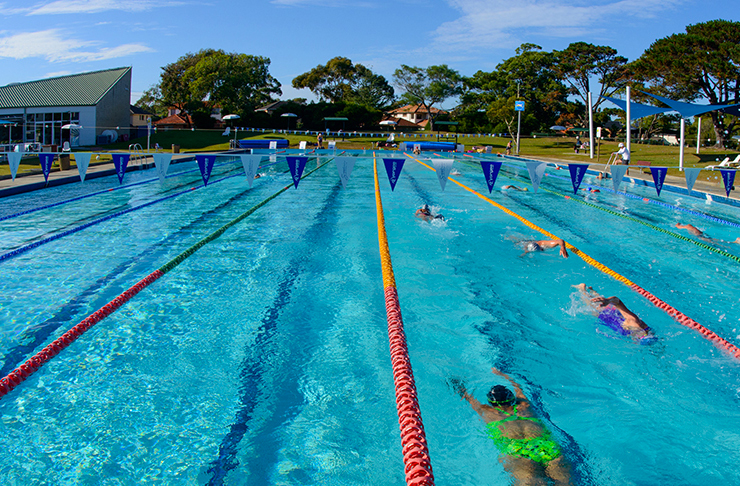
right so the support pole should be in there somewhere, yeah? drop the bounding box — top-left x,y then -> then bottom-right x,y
696,117 -> 701,155
626,86 -> 631,153
679,118 -> 686,171
588,92 -> 594,159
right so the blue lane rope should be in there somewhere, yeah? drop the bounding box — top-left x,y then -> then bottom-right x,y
0,158 -> 243,222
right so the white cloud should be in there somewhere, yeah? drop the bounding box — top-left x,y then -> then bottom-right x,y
27,0 -> 184,15
433,0 -> 685,51
44,70 -> 73,77
270,0 -> 375,7
0,29 -> 153,62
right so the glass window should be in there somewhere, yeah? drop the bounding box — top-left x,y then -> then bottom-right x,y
26,114 -> 35,122
54,112 -> 62,121
71,112 -> 79,121
45,113 -> 53,122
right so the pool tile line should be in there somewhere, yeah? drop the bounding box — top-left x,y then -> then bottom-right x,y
0,157 -> 332,400
373,153 -> 435,486
409,154 -> 740,362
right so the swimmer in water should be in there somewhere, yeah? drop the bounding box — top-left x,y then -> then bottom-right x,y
675,223 -> 714,243
502,185 -> 528,192
450,368 -> 572,485
415,204 -> 445,222
574,283 -> 652,340
518,238 -> 569,258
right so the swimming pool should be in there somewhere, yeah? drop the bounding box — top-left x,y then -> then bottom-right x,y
1,150 -> 739,485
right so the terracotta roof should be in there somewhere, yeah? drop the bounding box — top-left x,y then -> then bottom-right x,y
381,116 -> 420,128
388,104 -> 447,115
154,113 -> 193,126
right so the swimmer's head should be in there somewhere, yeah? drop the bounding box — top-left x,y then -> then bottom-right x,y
525,242 -> 543,252
487,385 -> 515,406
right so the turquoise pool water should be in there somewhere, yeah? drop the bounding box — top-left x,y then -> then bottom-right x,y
0,151 -> 739,485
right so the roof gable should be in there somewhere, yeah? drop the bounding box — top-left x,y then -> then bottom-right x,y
0,67 -> 131,109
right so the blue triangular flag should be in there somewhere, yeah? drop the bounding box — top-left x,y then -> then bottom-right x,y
382,158 -> 405,191
720,169 -> 736,197
650,167 -> 667,196
286,156 -> 308,188
38,153 -> 54,182
480,160 -> 502,193
683,168 -> 702,194
568,164 -> 589,194
112,153 -> 130,184
196,154 -> 217,186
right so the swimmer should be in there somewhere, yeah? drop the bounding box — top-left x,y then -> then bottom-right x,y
573,283 -> 652,340
450,368 -> 571,485
502,185 -> 528,192
675,223 -> 714,242
415,204 -> 445,222
518,238 -> 569,258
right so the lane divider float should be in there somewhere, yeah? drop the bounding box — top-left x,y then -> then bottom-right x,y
373,153 -> 435,486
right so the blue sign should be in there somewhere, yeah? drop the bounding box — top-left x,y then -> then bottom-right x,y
112,153 -> 130,184
196,155 -> 216,187
720,169 -> 736,197
38,154 -> 54,182
651,167 -> 667,196
514,101 -> 525,112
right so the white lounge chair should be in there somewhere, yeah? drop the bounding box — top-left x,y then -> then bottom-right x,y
707,154 -> 740,170
222,127 -> 231,136
62,141 -> 71,152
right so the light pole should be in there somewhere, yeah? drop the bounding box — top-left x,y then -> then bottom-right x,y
515,82 -> 523,155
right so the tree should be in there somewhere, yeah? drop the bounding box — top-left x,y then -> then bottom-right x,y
135,85 -> 167,118
393,64 -> 462,130
630,20 -> 740,148
292,57 -> 394,108
457,44 -> 568,134
553,42 -> 628,118
158,49 -> 281,124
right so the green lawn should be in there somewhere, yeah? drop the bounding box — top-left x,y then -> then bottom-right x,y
3,129 -> 737,182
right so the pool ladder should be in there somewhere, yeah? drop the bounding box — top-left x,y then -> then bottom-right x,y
128,143 -> 151,170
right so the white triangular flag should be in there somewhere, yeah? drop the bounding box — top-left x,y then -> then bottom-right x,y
432,158 -> 454,191
334,156 -> 356,189
73,152 -> 92,182
610,165 -> 629,192
241,154 -> 263,188
153,153 -> 173,182
525,161 -> 547,193
683,168 -> 702,194
7,152 -> 22,181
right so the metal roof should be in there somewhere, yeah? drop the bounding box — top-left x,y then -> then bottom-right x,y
0,67 -> 131,109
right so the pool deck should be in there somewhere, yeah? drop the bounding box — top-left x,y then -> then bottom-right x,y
1,151 -> 737,204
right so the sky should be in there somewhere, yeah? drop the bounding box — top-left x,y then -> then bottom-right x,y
0,0 -> 737,109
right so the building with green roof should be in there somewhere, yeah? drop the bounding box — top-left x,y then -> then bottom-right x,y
0,67 -> 132,148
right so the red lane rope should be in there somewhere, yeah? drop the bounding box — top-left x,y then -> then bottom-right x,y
0,270 -> 164,397
373,154 -> 435,486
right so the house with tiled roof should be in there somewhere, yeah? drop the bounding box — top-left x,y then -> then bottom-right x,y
153,113 -> 194,129
386,104 -> 447,129
0,67 -> 132,147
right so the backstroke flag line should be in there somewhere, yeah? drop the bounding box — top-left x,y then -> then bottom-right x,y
383,158 -> 405,191
480,160 -> 502,193
651,167 -> 668,196
720,169 -> 736,197
153,153 -> 173,183
7,152 -> 22,181
525,161 -> 547,193
610,165 -> 629,192
334,156 -> 356,189
112,153 -> 130,184
196,154 -> 216,187
432,158 -> 454,191
286,156 -> 308,188
568,164 -> 589,194
38,154 -> 54,182
241,154 -> 262,188
74,153 -> 91,182
683,168 -> 702,195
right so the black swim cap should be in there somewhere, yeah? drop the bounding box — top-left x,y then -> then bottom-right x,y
487,385 -> 515,406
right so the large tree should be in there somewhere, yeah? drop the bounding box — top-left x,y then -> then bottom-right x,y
630,19 -> 740,148
553,42 -> 628,118
158,49 -> 281,123
393,64 -> 462,130
292,57 -> 394,108
460,44 -> 568,134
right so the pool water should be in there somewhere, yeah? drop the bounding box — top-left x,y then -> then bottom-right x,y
1,151 -> 739,485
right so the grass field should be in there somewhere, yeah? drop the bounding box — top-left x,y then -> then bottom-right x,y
2,128 -> 737,182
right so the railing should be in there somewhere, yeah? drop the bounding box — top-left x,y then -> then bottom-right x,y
128,143 -> 149,169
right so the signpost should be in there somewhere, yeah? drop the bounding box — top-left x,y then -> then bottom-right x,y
514,100 -> 525,155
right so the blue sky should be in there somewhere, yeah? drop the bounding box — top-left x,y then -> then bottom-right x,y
0,0 -> 737,108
